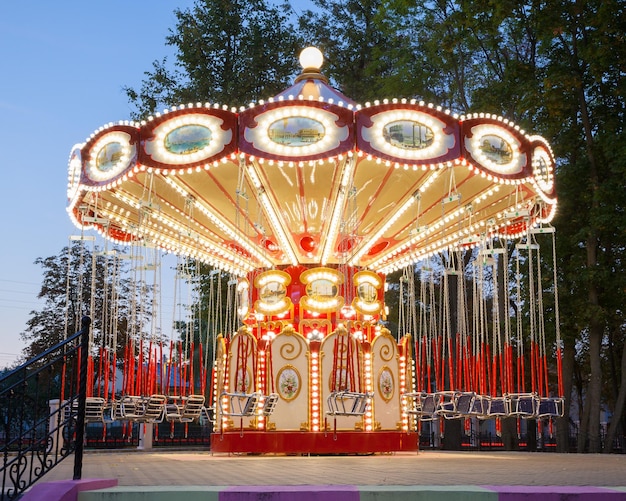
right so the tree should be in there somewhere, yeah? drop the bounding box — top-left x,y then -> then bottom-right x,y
375,0 -> 478,109
297,0 -> 409,103
20,243 -> 153,366
537,0 -> 626,452
125,0 -> 302,118
369,0 -> 626,452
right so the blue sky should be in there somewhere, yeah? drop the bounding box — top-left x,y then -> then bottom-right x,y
0,1 -> 309,368
0,2 -> 189,367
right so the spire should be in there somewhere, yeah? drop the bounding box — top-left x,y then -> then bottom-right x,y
273,47 -> 356,106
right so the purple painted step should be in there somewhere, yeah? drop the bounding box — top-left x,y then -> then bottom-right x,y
20,478 -> 118,501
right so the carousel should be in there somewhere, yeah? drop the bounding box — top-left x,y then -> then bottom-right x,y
66,47 -> 561,454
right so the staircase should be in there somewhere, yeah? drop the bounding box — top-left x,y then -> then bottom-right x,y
0,317 -> 91,500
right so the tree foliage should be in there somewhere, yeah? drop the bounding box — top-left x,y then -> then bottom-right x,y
536,0 -> 626,452
20,244 -> 154,364
125,0 -> 302,118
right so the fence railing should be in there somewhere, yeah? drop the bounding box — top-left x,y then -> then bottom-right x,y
0,317 -> 91,500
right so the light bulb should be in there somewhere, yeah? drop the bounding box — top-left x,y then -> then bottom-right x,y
299,47 -> 324,71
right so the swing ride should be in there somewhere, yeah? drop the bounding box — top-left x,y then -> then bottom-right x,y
65,47 -> 561,454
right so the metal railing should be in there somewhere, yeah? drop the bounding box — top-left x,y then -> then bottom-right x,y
0,316 -> 91,500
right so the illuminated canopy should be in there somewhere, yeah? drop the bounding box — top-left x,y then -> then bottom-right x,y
67,47 -> 556,276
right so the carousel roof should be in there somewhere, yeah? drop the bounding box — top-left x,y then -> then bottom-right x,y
67,47 -> 556,277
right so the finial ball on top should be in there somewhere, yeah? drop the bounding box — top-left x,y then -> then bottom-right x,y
299,47 -> 324,71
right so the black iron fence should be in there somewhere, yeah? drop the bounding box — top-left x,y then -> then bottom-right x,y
417,417 -> 623,453
81,420 -> 212,449
0,317 -> 91,500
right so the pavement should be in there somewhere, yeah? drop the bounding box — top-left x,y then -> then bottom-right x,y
37,449 -> 626,487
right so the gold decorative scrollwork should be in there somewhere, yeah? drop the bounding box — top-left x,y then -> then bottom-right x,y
373,327 -> 396,361
279,338 -> 304,360
379,343 -> 393,362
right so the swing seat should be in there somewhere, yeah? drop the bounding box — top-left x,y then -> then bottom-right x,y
165,394 -> 206,423
469,394 -> 490,417
102,399 -> 117,423
453,392 -> 476,417
84,397 -> 108,423
120,394 -> 167,423
221,392 -> 261,417
261,393 -> 280,416
487,395 -> 510,417
435,391 -> 459,418
202,404 -> 216,423
65,397 -> 110,423
115,395 -> 142,420
138,394 -> 167,423
63,398 -> 76,421
133,394 -> 167,423
537,397 -> 564,418
418,393 -> 439,421
508,393 -> 539,418
326,391 -> 373,416
111,397 -> 133,421
435,391 -> 475,419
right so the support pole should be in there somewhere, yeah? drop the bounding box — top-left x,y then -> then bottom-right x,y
73,316 -> 91,480
138,423 -> 154,450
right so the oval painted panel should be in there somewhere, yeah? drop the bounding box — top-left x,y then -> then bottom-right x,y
357,283 -> 378,303
479,134 -> 513,165
383,120 -> 434,150
277,365 -> 301,401
259,281 -> 287,305
378,366 -> 394,402
367,241 -> 389,255
234,367 -> 252,393
164,124 -> 212,155
264,239 -> 279,252
306,279 -> 338,300
268,117 -> 325,147
96,142 -> 124,172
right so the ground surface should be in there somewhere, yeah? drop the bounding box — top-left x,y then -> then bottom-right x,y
38,450 -> 626,487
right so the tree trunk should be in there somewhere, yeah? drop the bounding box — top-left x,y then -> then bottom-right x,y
557,341 -> 575,452
443,269 -> 462,450
604,338 -> 626,453
498,248 -> 517,450
563,23 -> 604,453
586,316 -> 603,452
577,385 -> 590,452
575,24 -> 606,447
585,233 -> 603,452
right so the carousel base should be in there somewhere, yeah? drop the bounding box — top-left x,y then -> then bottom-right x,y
210,430 -> 419,455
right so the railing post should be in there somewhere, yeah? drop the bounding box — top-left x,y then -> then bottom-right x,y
73,316 -> 91,480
